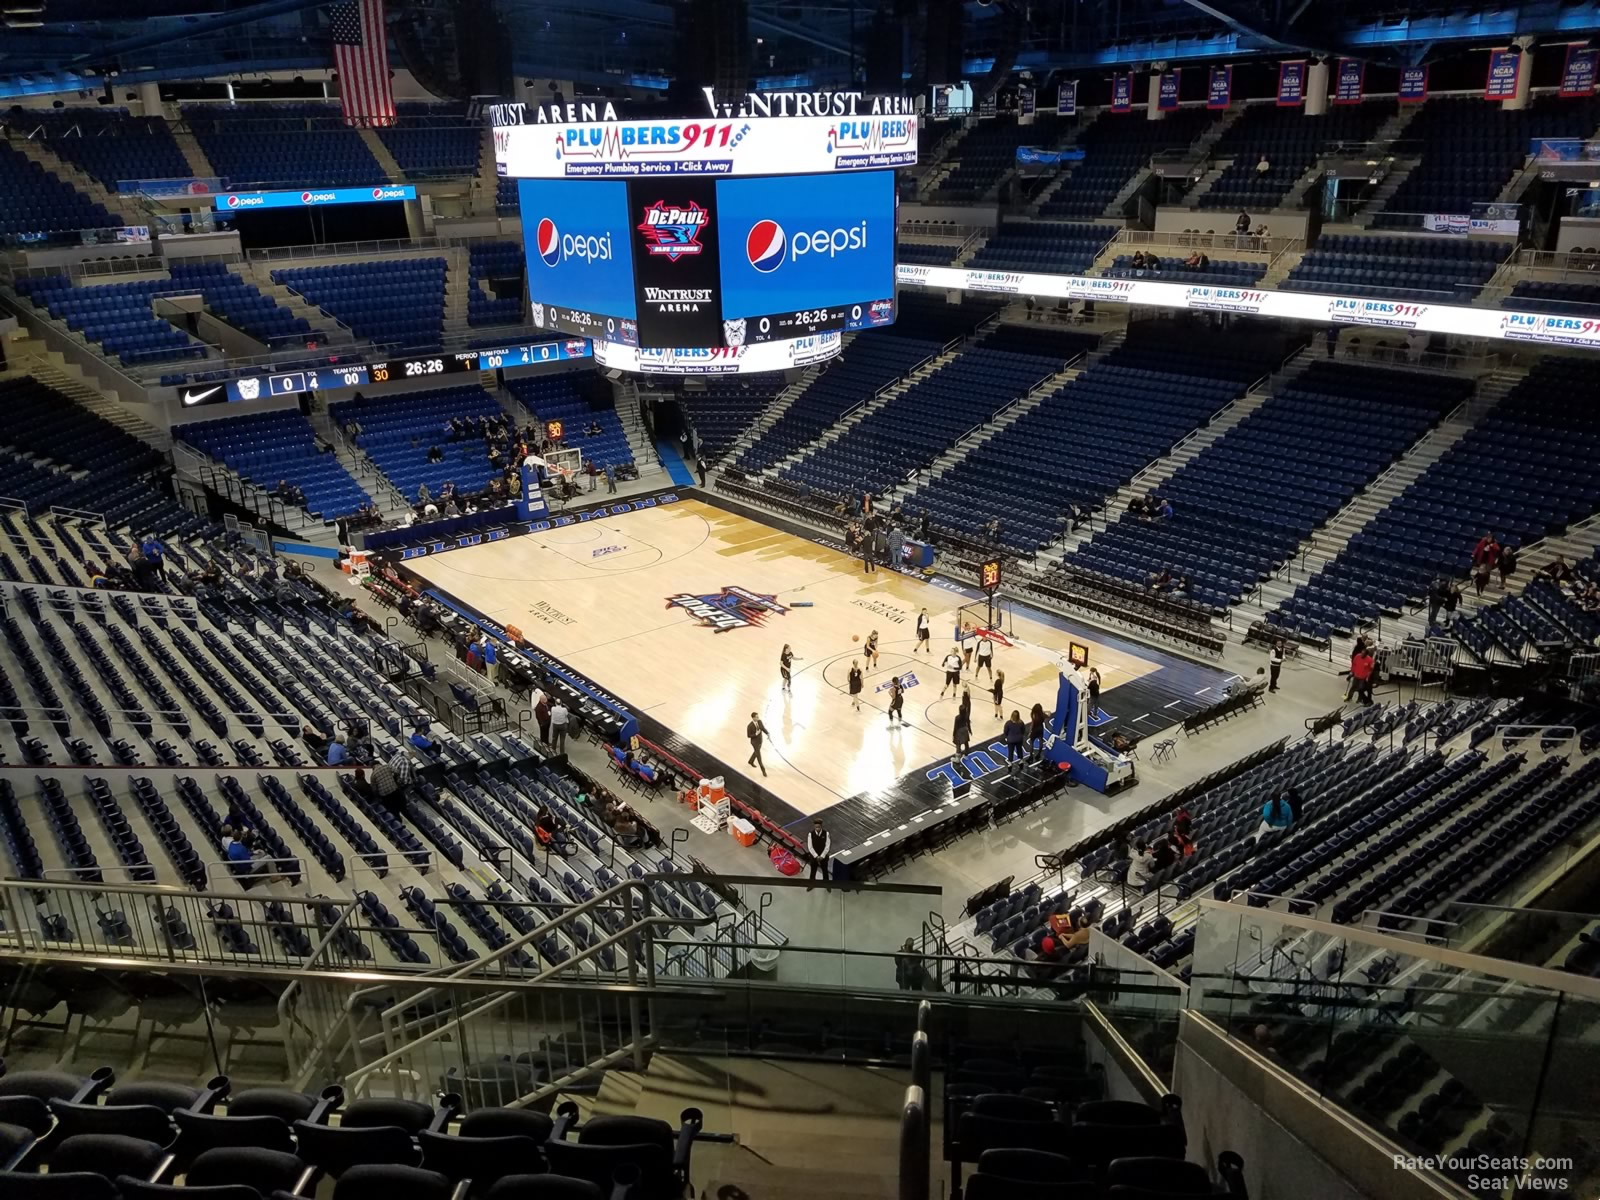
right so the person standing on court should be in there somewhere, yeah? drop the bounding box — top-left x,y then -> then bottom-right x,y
872,523 -> 889,573
864,629 -> 880,668
696,456 -> 707,487
991,669 -> 1005,720
915,608 -> 931,653
1004,709 -> 1026,764
886,523 -> 905,571
605,462 -> 617,494
746,711 -> 770,776
1029,701 -> 1047,762
1086,667 -> 1102,718
848,660 -> 864,711
940,647 -> 962,698
1268,641 -> 1284,693
952,703 -> 972,760
806,817 -> 832,886
861,526 -> 876,575
887,676 -> 906,724
779,644 -> 795,693
483,638 -> 499,684
974,632 -> 995,680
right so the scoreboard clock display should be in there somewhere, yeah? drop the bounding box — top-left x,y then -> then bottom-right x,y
544,419 -> 565,443
979,559 -> 1003,591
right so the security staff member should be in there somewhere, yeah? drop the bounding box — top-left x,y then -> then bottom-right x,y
746,711 -> 771,777
806,817 -> 832,886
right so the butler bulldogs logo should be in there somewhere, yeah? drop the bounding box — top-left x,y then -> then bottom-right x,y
530,301 -> 546,329
724,318 -> 747,347
237,377 -> 261,400
667,585 -> 788,631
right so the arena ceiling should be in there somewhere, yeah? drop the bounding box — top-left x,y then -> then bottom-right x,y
2,0 -> 1600,97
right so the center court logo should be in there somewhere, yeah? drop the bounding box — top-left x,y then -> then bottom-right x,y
667,586 -> 788,631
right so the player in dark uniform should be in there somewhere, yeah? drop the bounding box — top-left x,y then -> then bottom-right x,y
848,659 -> 864,711
864,629 -> 880,667
991,669 -> 1005,720
779,644 -> 795,693
887,676 -> 905,724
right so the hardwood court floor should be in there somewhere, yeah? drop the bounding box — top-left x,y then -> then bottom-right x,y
410,500 -> 1188,818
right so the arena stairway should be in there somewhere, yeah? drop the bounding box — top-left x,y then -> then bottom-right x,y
713,363 -> 825,467
0,332 -> 171,452
1226,375 -> 1494,646
9,135 -> 146,227
1038,344 -> 1311,563
753,332 -> 983,482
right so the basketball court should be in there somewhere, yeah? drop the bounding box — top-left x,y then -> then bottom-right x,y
406,498 -> 1232,823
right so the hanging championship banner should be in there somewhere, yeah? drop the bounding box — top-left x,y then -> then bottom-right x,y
1485,48 -> 1522,100
1018,86 -> 1036,123
1158,71 -> 1181,111
1111,73 -> 1133,113
1399,65 -> 1429,102
1207,66 -> 1232,110
1057,81 -> 1078,116
1335,58 -> 1365,104
1277,60 -> 1307,106
1561,46 -> 1598,97
978,92 -> 997,119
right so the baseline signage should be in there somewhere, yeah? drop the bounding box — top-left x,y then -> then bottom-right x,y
1157,71 -> 1181,111
1399,65 -> 1429,102
1207,67 -> 1232,110
593,332 -> 842,375
496,112 -> 916,179
1485,49 -> 1522,100
894,263 -> 1600,350
1277,60 -> 1307,106
1561,46 -> 1598,98
179,340 -> 591,406
213,185 -> 415,212
1057,81 -> 1078,116
1335,59 -> 1365,105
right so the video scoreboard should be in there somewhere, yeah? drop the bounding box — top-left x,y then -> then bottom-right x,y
175,339 -> 591,407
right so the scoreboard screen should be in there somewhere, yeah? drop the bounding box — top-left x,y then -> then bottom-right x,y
178,339 -> 592,407
519,170 -> 897,351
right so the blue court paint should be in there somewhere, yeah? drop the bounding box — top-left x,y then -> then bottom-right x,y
656,439 -> 696,487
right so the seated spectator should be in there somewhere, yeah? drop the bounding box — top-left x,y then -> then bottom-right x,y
1542,554 -> 1574,584
423,501 -> 439,518
1255,154 -> 1271,175
1148,567 -> 1174,593
1198,252 -> 1210,269
1131,251 -> 1146,271
409,728 -> 438,755
427,445 -> 444,464
326,737 -> 349,766
532,804 -> 571,856
1170,814 -> 1196,858
1258,792 -> 1295,839
418,482 -> 431,505
1157,496 -> 1174,519
1184,250 -> 1202,270
1146,252 -> 1162,274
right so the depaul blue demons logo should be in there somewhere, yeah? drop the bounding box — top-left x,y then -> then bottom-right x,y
667,586 -> 788,631
637,201 -> 709,260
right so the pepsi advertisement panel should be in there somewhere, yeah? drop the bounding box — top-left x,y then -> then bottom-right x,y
627,178 -> 726,348
518,178 -> 638,343
715,170 -> 896,344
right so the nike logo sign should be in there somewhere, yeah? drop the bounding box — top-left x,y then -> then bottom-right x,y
182,386 -> 222,405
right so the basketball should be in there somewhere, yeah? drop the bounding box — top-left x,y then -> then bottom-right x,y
852,634 -> 860,642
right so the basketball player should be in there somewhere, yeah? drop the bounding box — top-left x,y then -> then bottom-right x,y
974,632 -> 995,679
848,660 -> 864,711
961,620 -> 976,669
991,669 -> 1005,720
864,629 -> 881,667
915,608 -> 930,653
779,644 -> 795,693
939,647 -> 962,697
887,676 -> 906,724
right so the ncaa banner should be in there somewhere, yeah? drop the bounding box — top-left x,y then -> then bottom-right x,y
1111,73 -> 1133,113
1277,60 -> 1307,106
1018,86 -> 1036,124
1399,65 -> 1429,102
978,93 -> 997,119
1485,48 -> 1522,100
1561,46 -> 1598,97
1057,81 -> 1078,116
1334,58 -> 1365,104
1207,66 -> 1231,110
1157,71 -> 1181,111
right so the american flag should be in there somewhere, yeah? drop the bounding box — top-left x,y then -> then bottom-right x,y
331,0 -> 395,128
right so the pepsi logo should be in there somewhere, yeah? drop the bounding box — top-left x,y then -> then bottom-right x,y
372,187 -> 384,199
536,218 -> 561,267
300,191 -> 313,204
746,220 -> 786,273
226,195 -> 241,208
